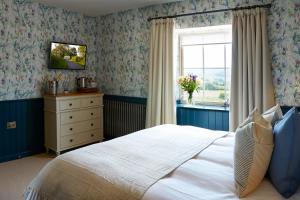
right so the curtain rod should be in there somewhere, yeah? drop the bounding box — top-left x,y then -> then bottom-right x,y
147,3 -> 271,22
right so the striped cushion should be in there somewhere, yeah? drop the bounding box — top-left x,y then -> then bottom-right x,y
234,108 -> 274,197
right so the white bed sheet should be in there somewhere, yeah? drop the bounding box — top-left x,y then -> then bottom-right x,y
143,133 -> 300,200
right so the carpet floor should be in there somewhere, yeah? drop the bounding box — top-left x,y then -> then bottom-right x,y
0,154 -> 54,200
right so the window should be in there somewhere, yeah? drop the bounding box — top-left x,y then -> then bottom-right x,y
178,25 -> 232,106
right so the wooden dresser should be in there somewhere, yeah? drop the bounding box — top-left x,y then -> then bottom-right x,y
44,92 -> 104,155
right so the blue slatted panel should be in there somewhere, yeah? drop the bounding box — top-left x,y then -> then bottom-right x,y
215,112 -> 223,130
176,106 -> 229,131
223,112 -> 229,131
0,101 -> 18,161
196,110 -> 209,128
208,111 -> 216,129
0,98 -> 44,163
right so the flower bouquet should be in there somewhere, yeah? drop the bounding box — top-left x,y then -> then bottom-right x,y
178,74 -> 202,104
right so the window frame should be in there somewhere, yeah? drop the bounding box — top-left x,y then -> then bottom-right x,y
178,25 -> 232,107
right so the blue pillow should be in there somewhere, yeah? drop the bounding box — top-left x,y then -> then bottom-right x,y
268,107 -> 300,198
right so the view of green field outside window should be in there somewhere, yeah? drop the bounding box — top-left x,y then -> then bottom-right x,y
181,31 -> 232,106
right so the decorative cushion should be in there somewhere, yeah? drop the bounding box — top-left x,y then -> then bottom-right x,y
268,107 -> 300,198
234,108 -> 274,197
262,104 -> 283,126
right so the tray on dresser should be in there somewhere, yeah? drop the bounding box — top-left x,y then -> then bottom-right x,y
77,88 -> 98,93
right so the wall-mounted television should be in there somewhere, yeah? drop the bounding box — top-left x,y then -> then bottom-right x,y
49,42 -> 87,70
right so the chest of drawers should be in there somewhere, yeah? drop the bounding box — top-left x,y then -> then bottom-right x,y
44,93 -> 104,155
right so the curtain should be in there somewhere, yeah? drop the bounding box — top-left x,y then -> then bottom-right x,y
146,18 -> 176,128
230,8 -> 275,131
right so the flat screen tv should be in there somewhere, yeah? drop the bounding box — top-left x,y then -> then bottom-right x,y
49,42 -> 87,70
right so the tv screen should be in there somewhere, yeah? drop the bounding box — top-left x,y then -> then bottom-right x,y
49,42 -> 87,70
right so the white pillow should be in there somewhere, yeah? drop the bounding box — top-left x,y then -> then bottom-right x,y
262,104 -> 283,126
234,108 -> 274,197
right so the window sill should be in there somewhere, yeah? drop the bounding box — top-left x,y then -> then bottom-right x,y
177,103 -> 229,112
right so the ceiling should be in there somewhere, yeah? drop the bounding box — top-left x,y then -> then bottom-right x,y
34,0 -> 181,16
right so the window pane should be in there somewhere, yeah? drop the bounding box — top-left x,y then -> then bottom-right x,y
203,69 -> 225,103
226,44 -> 232,68
183,46 -> 203,68
179,25 -> 232,45
192,89 -> 204,103
202,33 -> 229,44
184,68 -> 203,78
181,35 -> 204,45
204,44 -> 224,68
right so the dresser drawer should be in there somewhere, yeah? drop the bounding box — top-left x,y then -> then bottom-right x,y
81,97 -> 102,108
85,130 -> 102,143
60,130 -> 102,149
60,99 -> 81,111
60,118 -> 100,136
60,108 -> 100,124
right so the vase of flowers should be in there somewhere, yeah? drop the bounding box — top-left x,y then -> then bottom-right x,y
178,74 -> 202,105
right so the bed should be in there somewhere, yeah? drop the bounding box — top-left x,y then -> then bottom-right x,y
25,125 -> 300,200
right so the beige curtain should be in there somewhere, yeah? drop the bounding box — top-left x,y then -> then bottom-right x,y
146,18 -> 176,128
230,8 -> 275,131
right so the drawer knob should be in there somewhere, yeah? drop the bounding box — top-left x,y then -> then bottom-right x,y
91,123 -> 94,127
91,134 -> 94,137
69,139 -> 73,143
69,103 -> 72,106
69,116 -> 73,119
69,128 -> 73,131
91,113 -> 94,116
90,101 -> 94,104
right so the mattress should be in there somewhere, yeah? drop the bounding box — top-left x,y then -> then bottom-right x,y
143,133 -> 300,200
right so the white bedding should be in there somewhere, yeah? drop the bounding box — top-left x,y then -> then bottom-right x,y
143,133 -> 300,200
25,125 -> 300,200
25,125 -> 227,200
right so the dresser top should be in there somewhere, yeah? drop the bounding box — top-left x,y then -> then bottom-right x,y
44,92 -> 104,99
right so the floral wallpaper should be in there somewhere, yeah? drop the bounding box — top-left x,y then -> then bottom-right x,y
96,0 -> 269,98
97,0 -> 300,106
0,0 -> 98,100
1,0 -> 300,106
269,0 -> 300,105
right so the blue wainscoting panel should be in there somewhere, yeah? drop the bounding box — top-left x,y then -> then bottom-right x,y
177,104 -> 229,131
0,98 -> 44,163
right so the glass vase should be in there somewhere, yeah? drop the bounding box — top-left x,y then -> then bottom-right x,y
188,92 -> 193,105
